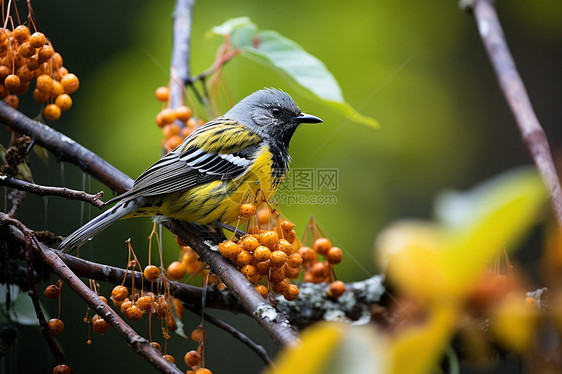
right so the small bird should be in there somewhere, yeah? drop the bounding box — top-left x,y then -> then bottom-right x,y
58,88 -> 322,253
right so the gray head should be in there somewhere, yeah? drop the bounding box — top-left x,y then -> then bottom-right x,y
225,88 -> 322,148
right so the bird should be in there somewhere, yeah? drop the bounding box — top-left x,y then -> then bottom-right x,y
58,88 -> 322,253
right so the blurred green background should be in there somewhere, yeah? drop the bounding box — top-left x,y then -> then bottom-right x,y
2,0 -> 562,373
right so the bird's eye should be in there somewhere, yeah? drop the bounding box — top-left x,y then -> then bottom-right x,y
271,108 -> 281,116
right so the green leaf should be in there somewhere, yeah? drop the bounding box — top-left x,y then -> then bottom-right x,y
210,18 -> 379,128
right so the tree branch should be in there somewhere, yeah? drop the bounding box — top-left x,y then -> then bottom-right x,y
170,0 -> 194,110
0,175 -> 105,209
0,213 -> 183,374
468,0 -> 562,226
0,101 -> 133,194
162,219 -> 300,347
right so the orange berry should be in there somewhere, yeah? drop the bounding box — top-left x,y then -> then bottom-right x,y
298,246 -> 316,264
10,81 -> 28,95
26,55 -> 41,70
270,250 -> 288,267
260,231 -> 279,251
218,240 -> 241,260
165,135 -> 183,151
313,238 -> 332,256
51,53 -> 63,68
186,117 -> 199,128
255,284 -> 269,299
13,25 -> 30,43
163,354 -> 175,363
30,32 -> 46,48
191,325 -> 207,343
150,341 -> 161,351
4,74 -> 20,91
43,103 -> 61,121
143,265 -> 161,282
184,350 -> 201,368
241,264 -> 259,283
235,251 -> 253,267
311,262 -> 330,279
255,260 -> 271,275
52,364 -> 72,374
284,284 -> 300,301
278,239 -> 293,255
99,295 -> 108,304
92,314 -> 110,334
137,295 -> 154,312
272,278 -> 290,294
33,88 -> 49,103
241,235 -> 260,252
120,299 -> 132,314
167,261 -> 187,280
280,220 -> 295,232
4,94 -> 18,108
55,94 -> 72,111
253,245 -> 272,262
269,266 -> 286,283
16,65 -> 34,82
48,318 -> 64,334
326,247 -> 343,264
38,45 -> 55,63
44,284 -> 60,299
125,305 -> 144,321
18,41 -> 35,58
0,65 -> 10,81
36,74 -> 53,93
155,86 -> 169,102
51,81 -> 65,98
0,85 -> 7,98
256,208 -> 271,227
287,253 -> 303,268
60,73 -> 79,94
162,123 -> 180,139
328,280 -> 346,298
285,265 -> 301,279
175,105 -> 191,122
284,229 -> 297,244
239,203 -> 257,218
111,285 -> 129,302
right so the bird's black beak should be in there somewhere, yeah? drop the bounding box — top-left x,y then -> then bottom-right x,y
296,112 -> 323,124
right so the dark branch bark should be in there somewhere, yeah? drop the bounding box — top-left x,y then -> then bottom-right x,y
0,175 -> 105,209
469,0 -> 562,226
0,101 -> 133,194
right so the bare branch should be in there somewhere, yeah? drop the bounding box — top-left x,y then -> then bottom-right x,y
469,0 -> 562,226
0,101 -> 133,193
170,0 -> 195,109
0,175 -> 105,209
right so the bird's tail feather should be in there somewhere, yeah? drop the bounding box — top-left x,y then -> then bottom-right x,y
58,198 -> 142,253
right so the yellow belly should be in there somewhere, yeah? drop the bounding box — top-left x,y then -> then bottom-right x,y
154,147 -> 280,224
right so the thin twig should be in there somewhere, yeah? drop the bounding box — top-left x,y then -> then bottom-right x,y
198,310 -> 274,367
0,101 -> 133,194
0,213 -> 183,374
0,176 -> 105,209
468,0 -> 562,226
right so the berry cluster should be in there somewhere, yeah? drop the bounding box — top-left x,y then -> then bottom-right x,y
0,25 -> 79,120
219,204 -> 302,301
298,217 -> 346,299
166,243 -> 205,281
154,86 -> 204,153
